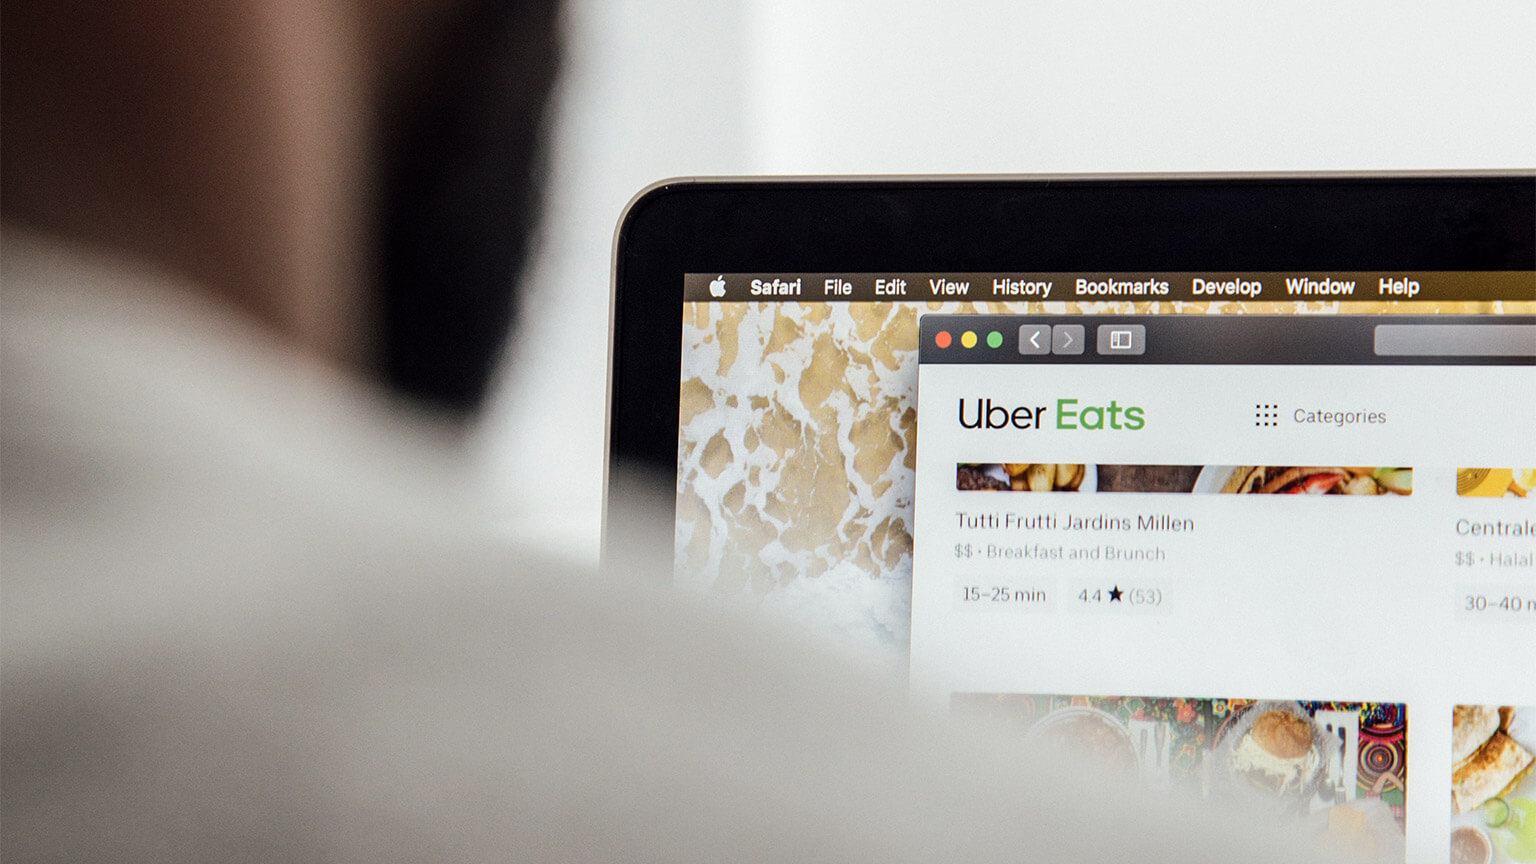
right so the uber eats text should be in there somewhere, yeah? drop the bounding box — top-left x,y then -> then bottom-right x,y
958,398 -> 1146,431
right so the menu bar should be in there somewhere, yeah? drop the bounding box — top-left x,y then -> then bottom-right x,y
684,272 -> 1536,304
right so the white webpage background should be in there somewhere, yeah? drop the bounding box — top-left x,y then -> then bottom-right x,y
912,363 -> 1535,862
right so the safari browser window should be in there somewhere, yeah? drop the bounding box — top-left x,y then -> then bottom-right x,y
911,313 -> 1534,863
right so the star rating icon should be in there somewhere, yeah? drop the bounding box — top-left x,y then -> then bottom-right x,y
1108,585 -> 1124,602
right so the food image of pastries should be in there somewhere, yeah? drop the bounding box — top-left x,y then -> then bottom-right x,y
956,463 -> 1087,492
1001,463 -> 1085,492
1452,705 -> 1536,814
1219,466 -> 1412,495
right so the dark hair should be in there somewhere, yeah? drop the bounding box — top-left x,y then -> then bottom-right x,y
376,0 -> 561,415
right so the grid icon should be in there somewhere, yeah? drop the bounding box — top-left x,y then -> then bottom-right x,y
1254,404 -> 1280,427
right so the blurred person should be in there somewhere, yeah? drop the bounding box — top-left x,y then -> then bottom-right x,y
2,1 -> 1347,861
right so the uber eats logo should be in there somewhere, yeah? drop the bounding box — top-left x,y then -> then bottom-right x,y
958,397 -> 1146,430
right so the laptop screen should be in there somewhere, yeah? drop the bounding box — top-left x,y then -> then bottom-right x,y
670,266 -> 1533,859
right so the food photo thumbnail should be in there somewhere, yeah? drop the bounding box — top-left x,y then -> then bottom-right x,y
953,693 -> 1408,861
957,463 -> 1090,491
1457,470 -> 1536,498
957,464 -> 1414,496
1451,705 -> 1536,863
1210,466 -> 1412,496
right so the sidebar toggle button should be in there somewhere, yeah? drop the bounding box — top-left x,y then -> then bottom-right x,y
1096,324 -> 1146,355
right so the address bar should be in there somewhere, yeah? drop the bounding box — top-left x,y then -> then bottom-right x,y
1373,324 -> 1536,357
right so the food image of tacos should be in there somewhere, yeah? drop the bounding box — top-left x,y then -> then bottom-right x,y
1452,731 -> 1535,814
1452,705 -> 1536,815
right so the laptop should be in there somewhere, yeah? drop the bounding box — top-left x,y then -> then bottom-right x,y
606,174 -> 1535,862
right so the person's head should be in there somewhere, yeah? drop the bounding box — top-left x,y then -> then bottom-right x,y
1,0 -> 560,415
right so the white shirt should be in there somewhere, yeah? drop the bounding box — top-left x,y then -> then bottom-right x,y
1,230 -> 1342,863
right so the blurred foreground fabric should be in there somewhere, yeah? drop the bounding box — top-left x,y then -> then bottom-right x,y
1,230 -> 1346,862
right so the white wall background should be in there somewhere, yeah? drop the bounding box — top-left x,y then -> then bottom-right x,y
475,0 -> 1536,563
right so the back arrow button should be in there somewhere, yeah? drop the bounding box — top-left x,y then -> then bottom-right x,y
1018,324 -> 1051,355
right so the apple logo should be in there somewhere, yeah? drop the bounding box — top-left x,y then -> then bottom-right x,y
708,275 -> 726,298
